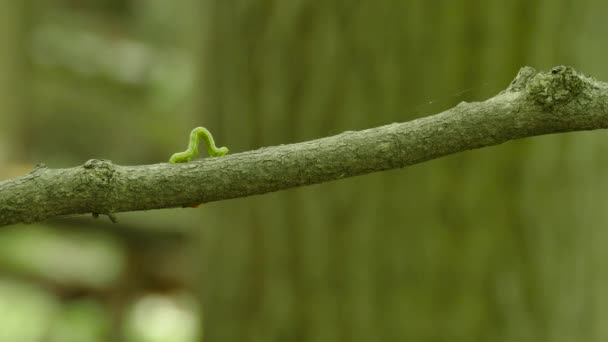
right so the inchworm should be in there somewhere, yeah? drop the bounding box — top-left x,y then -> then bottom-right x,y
169,127 -> 229,163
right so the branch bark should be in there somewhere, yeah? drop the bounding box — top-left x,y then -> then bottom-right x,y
2,66 -> 607,226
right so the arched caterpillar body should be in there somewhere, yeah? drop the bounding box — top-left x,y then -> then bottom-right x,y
169,127 -> 229,163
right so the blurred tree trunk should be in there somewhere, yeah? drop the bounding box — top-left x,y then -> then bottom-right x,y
198,1 -> 608,341
0,2 -> 27,166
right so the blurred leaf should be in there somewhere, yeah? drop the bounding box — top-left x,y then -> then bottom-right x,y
47,299 -> 110,342
124,292 -> 201,342
0,278 -> 60,341
0,224 -> 126,289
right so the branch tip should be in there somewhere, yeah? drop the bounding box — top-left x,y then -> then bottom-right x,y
507,66 -> 538,92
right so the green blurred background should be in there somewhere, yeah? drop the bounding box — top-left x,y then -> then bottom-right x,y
1,1 -> 607,341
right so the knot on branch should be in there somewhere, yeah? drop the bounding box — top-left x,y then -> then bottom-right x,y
82,159 -> 119,219
82,159 -> 116,198
525,66 -> 588,109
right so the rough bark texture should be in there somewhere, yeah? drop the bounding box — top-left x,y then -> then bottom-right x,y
1,66 -> 607,227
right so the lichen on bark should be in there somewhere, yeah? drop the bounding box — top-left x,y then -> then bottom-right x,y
525,65 -> 587,109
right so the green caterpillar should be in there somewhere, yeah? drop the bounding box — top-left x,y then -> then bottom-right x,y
169,127 -> 229,163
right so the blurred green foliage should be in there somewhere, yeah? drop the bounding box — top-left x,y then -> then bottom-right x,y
47,299 -> 110,342
0,278 -> 59,341
0,225 -> 124,288
124,292 -> 201,342
0,1 -> 203,341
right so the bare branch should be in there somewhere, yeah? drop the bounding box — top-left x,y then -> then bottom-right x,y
2,66 -> 607,226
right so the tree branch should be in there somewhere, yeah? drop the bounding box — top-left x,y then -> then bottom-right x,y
2,66 -> 607,226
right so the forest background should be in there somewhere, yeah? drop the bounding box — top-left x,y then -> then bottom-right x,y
0,1 -> 605,341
